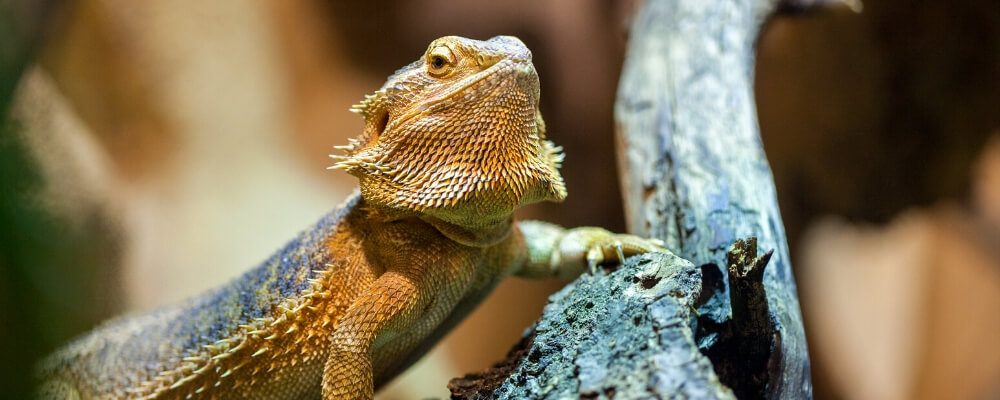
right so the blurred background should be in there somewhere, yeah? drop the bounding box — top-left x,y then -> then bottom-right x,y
0,0 -> 996,399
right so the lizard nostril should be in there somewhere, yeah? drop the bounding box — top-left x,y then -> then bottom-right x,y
477,54 -> 500,68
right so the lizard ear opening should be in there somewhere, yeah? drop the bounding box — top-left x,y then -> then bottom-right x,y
373,111 -> 389,139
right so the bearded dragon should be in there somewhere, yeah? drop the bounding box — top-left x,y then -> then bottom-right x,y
37,35 -> 665,399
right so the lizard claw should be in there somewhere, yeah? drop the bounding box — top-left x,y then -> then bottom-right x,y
614,240 -> 626,264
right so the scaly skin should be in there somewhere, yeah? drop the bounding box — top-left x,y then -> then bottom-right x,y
37,36 -> 665,399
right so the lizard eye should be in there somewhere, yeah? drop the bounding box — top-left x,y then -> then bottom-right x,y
426,46 -> 455,77
431,56 -> 446,69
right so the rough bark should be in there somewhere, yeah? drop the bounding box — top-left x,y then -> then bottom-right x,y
451,0 -> 811,398
450,253 -> 735,399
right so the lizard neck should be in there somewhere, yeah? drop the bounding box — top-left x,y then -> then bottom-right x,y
361,200 -> 512,248
420,215 -> 513,248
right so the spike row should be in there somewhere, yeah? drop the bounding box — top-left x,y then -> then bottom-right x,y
127,262 -> 337,396
348,90 -> 386,117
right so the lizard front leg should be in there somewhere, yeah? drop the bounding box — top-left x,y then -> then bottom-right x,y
321,271 -> 431,400
515,220 -> 666,280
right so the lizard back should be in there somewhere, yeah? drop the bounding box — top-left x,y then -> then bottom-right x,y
38,193 -> 362,398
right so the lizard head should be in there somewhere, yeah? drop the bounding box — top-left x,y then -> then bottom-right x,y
332,36 -> 567,233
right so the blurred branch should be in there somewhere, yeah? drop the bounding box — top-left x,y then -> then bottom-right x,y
0,0 -> 65,111
1,2 -> 122,399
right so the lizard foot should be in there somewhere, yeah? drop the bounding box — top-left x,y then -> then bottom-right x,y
585,234 -> 667,274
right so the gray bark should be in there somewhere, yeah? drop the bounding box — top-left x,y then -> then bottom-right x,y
450,0 -> 811,398
449,253 -> 736,399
